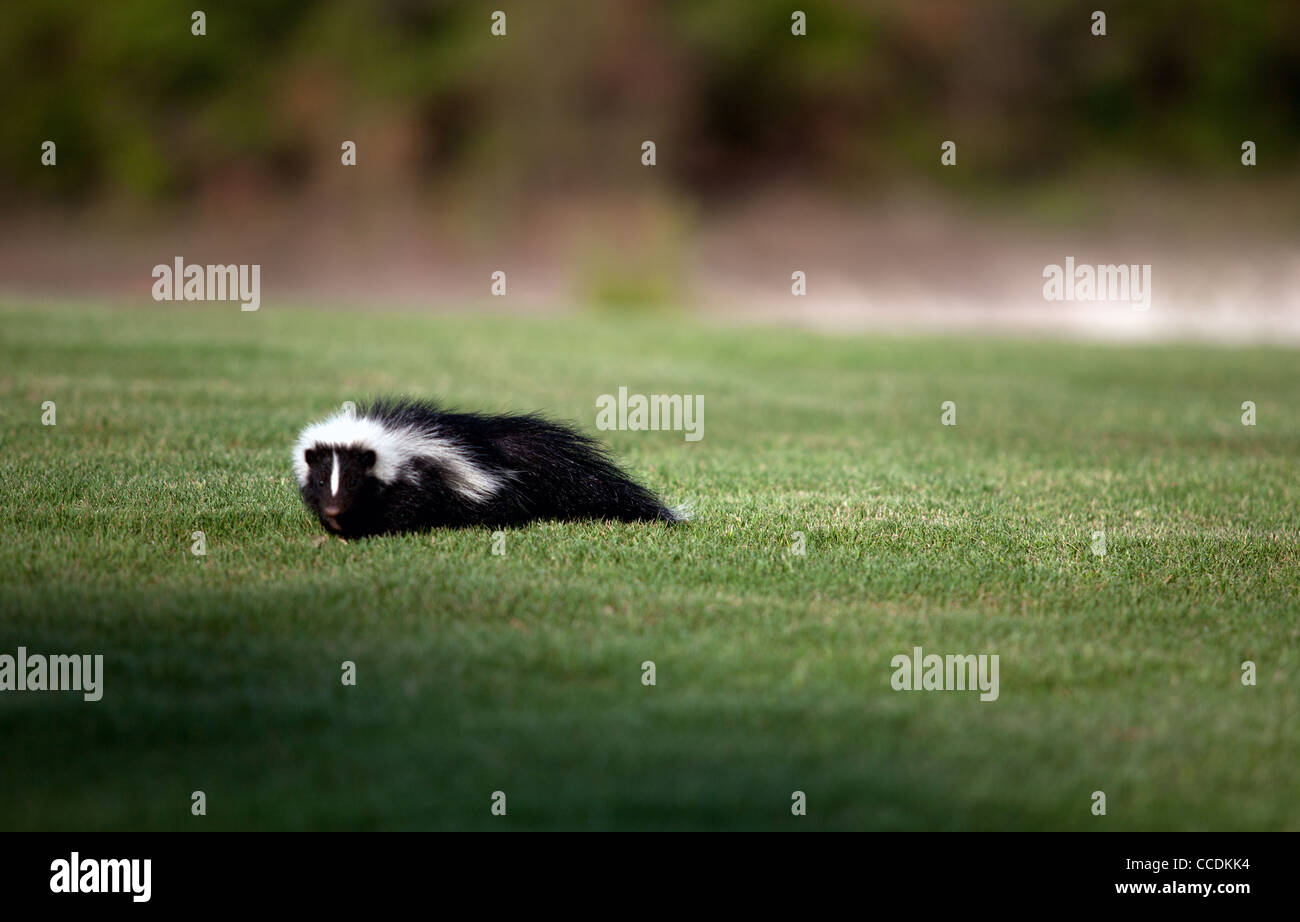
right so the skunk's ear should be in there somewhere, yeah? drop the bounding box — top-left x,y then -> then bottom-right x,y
360,449 -> 377,470
304,448 -> 320,467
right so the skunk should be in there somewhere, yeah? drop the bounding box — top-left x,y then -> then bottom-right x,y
292,398 -> 686,537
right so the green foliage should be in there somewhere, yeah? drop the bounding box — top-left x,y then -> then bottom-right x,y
0,0 -> 488,200
3,1 -> 1298,204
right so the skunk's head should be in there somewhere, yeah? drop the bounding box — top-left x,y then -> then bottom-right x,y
299,445 -> 378,535
294,409 -> 393,536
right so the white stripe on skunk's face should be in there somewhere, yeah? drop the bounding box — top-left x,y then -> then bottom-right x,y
292,408 -> 503,503
329,451 -> 340,497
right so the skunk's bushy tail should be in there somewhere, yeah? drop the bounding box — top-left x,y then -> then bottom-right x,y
485,410 -> 679,524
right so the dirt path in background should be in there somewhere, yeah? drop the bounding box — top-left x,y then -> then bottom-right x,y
3,194 -> 1297,344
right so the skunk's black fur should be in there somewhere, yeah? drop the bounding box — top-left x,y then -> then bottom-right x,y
293,398 -> 684,537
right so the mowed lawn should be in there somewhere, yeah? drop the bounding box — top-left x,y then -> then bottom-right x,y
0,301 -> 1296,831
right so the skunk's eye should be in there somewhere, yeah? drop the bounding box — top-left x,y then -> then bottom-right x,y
316,478 -> 326,488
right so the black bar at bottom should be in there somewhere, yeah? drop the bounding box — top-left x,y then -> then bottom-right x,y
0,832 -> 1284,909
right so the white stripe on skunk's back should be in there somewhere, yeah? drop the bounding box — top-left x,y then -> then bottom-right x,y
292,409 -> 504,503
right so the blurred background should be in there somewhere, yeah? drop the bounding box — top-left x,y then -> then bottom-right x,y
3,0 -> 1299,340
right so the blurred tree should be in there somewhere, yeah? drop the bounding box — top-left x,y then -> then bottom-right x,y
2,0 -> 1296,208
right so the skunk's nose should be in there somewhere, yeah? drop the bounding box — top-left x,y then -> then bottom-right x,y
322,505 -> 341,518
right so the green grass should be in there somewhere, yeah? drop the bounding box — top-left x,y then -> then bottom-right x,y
1,301 -> 1297,830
